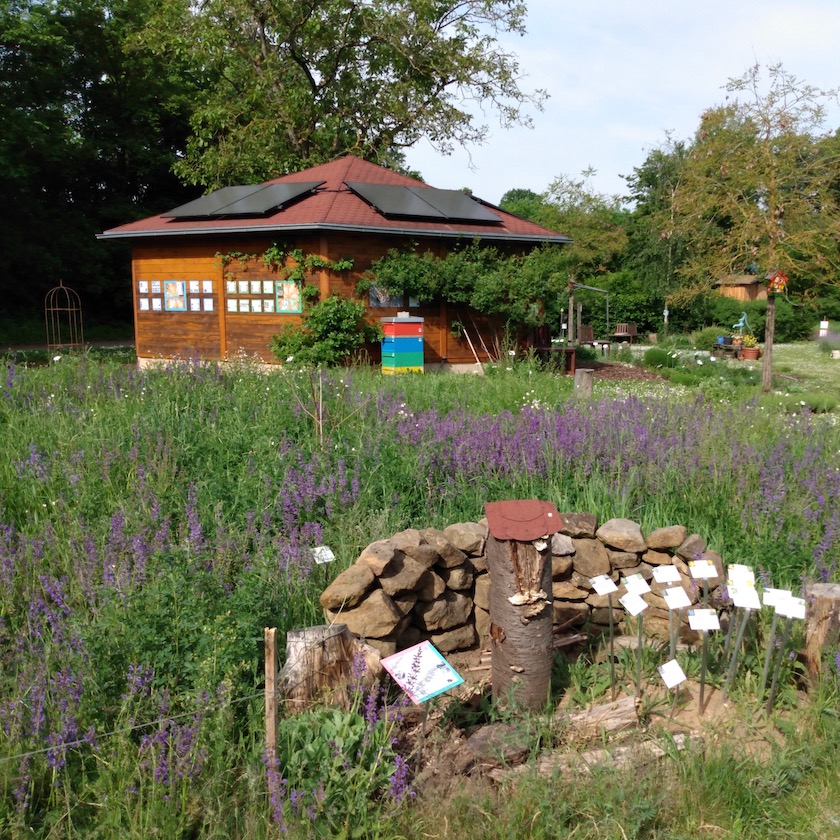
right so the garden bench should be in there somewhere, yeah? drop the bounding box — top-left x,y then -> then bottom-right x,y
610,322 -> 638,342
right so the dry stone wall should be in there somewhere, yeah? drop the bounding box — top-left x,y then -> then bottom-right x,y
319,515 -> 726,656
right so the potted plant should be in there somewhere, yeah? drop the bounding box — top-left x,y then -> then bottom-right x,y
740,333 -> 761,360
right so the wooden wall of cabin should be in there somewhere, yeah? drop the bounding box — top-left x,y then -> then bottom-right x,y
131,233 -> 507,365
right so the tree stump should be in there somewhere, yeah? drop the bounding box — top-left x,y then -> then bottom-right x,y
278,624 -> 382,711
574,368 -> 594,399
804,583 -> 840,678
485,500 -> 561,710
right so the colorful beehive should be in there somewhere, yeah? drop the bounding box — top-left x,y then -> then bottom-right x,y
381,315 -> 424,375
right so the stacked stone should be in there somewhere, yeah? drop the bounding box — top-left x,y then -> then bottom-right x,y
319,523 -> 487,656
319,515 -> 728,655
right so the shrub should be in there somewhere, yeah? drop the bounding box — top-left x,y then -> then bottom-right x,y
271,294 -> 382,366
574,345 -> 597,362
642,347 -> 678,368
694,326 -> 730,351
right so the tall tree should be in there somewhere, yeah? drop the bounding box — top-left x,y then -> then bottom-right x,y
140,0 -> 546,187
672,64 -> 840,390
0,0 -> 194,323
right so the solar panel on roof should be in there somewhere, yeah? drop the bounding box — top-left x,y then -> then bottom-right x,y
346,182 -> 500,223
162,181 -> 324,219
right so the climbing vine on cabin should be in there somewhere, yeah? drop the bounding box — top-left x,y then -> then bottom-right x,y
361,243 -> 571,328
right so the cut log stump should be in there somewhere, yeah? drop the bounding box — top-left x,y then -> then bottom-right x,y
804,583 -> 840,678
278,624 -> 382,711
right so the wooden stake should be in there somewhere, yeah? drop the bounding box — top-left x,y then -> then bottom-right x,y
264,627 -> 278,761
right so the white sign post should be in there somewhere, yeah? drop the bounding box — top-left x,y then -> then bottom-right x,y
759,587 -> 791,697
658,658 -> 687,718
381,641 -> 464,704
689,560 -> 719,714
688,608 -> 720,713
723,574 -> 760,696
591,574 -> 619,700
621,576 -> 650,699
654,565 -> 685,659
766,595 -> 806,714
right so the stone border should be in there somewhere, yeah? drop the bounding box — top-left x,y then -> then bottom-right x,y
319,516 -> 725,656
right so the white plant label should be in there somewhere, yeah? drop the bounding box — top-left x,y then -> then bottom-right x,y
730,581 -> 761,611
619,591 -> 648,617
652,565 -> 682,584
727,564 -> 755,585
311,545 -> 336,565
590,574 -> 618,596
663,586 -> 692,610
689,559 -> 717,580
658,658 -> 687,689
688,608 -> 720,632
762,587 -> 792,608
776,595 -> 806,620
622,573 -> 651,596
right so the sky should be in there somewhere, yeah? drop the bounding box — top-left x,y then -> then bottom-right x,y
404,0 -> 840,206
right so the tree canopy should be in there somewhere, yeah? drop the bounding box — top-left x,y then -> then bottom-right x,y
140,0 -> 546,188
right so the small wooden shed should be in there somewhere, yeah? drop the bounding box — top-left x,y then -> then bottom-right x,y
99,156 -> 569,367
714,274 -> 768,303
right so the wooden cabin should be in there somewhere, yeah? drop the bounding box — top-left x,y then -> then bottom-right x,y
714,274 -> 768,303
98,156 -> 569,368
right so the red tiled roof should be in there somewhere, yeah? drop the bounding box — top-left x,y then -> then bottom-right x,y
98,155 -> 569,244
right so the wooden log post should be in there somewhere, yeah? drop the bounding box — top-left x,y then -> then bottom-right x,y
485,500 -> 561,710
804,583 -> 840,678
574,368 -> 594,400
264,627 -> 277,762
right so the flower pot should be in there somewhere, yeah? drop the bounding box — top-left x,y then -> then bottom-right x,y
741,346 -> 760,360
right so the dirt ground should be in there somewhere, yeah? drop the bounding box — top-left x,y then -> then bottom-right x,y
399,645 -> 791,805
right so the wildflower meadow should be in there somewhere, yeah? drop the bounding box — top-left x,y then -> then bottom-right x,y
1,351 -> 838,837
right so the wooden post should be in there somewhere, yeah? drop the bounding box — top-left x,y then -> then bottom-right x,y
761,294 -> 775,393
264,627 -> 277,761
484,500 -> 561,711
577,302 -> 582,343
574,368 -> 593,400
804,583 -> 840,678
568,293 -> 575,344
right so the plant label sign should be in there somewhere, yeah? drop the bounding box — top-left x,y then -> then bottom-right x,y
688,608 -> 720,632
727,564 -> 755,585
381,641 -> 464,704
730,581 -> 761,611
658,658 -> 687,689
619,591 -> 648,617
775,595 -> 807,620
762,587 -> 792,609
663,586 -> 692,610
689,559 -> 717,580
622,573 -> 651,596
311,546 -> 335,565
652,565 -> 682,584
590,574 -> 618,596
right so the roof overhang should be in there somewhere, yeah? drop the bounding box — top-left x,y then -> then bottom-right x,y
97,223 -> 571,245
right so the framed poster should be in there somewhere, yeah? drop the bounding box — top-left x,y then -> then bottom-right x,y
203,298 -> 214,312
138,280 -> 149,294
226,280 -> 237,295
276,281 -> 302,313
164,280 -> 187,311
250,280 -> 262,295
239,299 -> 251,312
262,280 -> 274,295
139,297 -> 150,311
202,280 -> 213,294
189,297 -> 201,312
151,280 -> 162,294
189,280 -> 200,295
263,298 -> 275,313
152,297 -> 162,311
381,641 -> 464,704
238,280 -> 249,295
227,299 -> 237,312
251,299 -> 263,313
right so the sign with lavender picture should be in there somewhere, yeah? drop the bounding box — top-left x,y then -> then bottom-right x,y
381,641 -> 464,704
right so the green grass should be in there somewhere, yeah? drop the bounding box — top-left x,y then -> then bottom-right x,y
0,346 -> 838,838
